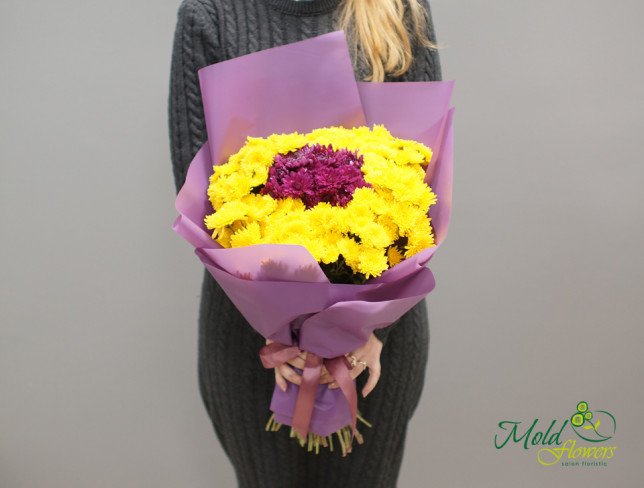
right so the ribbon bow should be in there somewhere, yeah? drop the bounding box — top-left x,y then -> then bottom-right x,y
259,342 -> 358,445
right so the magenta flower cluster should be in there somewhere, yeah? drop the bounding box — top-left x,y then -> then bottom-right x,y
260,143 -> 371,208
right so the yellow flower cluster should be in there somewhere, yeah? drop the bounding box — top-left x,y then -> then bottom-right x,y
204,125 -> 437,279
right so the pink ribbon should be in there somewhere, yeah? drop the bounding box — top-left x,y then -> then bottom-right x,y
259,342 -> 358,446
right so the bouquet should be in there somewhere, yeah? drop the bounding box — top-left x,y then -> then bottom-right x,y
173,30 -> 455,455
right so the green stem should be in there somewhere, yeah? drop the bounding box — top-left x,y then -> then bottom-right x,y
264,410 -> 372,455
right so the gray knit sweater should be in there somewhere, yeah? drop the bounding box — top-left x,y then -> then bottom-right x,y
168,1 -> 441,485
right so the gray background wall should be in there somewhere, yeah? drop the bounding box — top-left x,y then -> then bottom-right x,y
1,0 -> 642,486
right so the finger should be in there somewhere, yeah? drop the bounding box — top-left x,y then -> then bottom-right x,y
274,368 -> 287,392
362,362 -> 381,398
286,356 -> 307,370
277,363 -> 302,385
319,370 -> 334,384
328,361 -> 367,389
350,362 -> 368,380
345,335 -> 382,361
344,340 -> 370,360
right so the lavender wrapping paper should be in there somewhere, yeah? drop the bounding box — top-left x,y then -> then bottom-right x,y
173,31 -> 455,437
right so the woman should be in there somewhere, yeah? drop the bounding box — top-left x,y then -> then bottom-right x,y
168,0 -> 442,485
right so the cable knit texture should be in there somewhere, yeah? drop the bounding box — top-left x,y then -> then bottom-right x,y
168,0 -> 441,485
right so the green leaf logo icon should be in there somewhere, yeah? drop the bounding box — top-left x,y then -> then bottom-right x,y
570,401 -> 615,442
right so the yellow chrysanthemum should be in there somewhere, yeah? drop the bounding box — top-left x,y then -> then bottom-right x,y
404,217 -> 436,257
353,221 -> 393,249
204,201 -> 248,229
241,194 -> 278,220
336,236 -> 362,269
357,246 -> 389,279
212,226 -> 234,248
306,202 -> 348,234
230,221 -> 262,247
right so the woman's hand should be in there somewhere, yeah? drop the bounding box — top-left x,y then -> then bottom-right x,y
329,333 -> 383,398
267,333 -> 383,397
266,339 -> 335,392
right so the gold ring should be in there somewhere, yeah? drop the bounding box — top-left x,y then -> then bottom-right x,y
358,360 -> 368,368
348,355 -> 357,367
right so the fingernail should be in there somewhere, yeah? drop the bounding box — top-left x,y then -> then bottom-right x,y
280,384 -> 287,392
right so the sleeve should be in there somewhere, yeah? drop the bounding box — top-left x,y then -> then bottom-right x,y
398,0 -> 443,83
417,0 -> 443,82
168,0 -> 221,195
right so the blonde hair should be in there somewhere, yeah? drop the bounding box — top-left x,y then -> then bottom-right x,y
336,0 -> 440,82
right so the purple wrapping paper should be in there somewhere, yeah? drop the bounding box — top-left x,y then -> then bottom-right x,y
173,31 -> 455,437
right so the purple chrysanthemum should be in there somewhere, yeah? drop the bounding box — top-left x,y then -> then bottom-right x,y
261,143 -> 371,208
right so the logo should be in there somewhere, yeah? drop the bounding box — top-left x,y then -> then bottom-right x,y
494,401 -> 617,467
